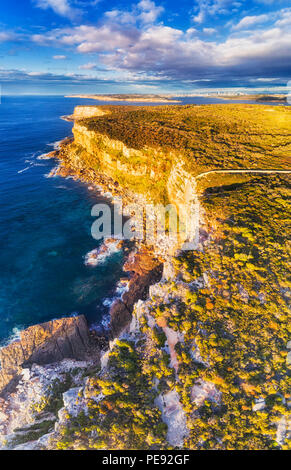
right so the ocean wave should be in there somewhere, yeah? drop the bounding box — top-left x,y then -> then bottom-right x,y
99,278 -> 130,331
102,279 -> 130,308
54,184 -> 70,190
0,326 -> 24,347
116,279 -> 130,297
102,192 -> 113,199
102,279 -> 129,307
47,140 -> 63,150
44,164 -> 60,178
18,154 -> 49,173
37,152 -> 54,160
90,314 -> 111,334
102,298 -> 116,308
84,240 -> 122,267
17,166 -> 31,174
101,314 -> 111,329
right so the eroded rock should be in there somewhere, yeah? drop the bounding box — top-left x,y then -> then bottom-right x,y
0,315 -> 98,396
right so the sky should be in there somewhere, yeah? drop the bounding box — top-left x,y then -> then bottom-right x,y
0,0 -> 291,94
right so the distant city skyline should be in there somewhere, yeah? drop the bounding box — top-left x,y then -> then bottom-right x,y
0,0 -> 291,94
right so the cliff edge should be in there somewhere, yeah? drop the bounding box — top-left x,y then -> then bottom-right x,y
0,315 -> 99,397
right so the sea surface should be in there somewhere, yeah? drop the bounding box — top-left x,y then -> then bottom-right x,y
0,94 -> 288,344
0,95 -> 126,344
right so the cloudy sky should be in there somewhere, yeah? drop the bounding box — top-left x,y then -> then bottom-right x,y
0,0 -> 290,94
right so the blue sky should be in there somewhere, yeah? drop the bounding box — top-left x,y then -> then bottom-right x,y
0,0 -> 291,94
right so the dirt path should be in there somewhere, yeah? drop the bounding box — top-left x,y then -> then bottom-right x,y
196,169 -> 291,179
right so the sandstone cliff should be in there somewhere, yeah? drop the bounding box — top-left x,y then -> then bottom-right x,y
0,315 -> 99,397
64,106 -> 107,121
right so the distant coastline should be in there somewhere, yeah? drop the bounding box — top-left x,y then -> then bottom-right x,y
65,93 -> 181,103
216,94 -> 287,103
64,93 -> 289,105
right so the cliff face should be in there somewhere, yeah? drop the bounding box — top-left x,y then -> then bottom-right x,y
56,115 -> 199,250
65,106 -> 107,121
0,315 -> 98,397
68,121 -> 176,204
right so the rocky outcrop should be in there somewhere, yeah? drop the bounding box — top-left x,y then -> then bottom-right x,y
0,315 -> 99,396
0,359 -> 91,447
64,106 -> 107,121
110,248 -> 163,338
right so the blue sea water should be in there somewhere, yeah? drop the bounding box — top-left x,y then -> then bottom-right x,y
0,95 -> 126,343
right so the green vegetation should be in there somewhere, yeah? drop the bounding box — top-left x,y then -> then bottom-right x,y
31,375 -> 73,416
56,338 -> 170,450
9,419 -> 55,447
169,174 -> 290,449
83,104 -> 291,175
58,104 -> 291,205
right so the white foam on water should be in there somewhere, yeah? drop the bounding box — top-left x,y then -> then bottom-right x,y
44,164 -> 60,178
115,279 -> 130,298
101,314 -> 111,329
100,278 -> 130,331
47,140 -> 63,150
90,313 -> 111,333
37,152 -> 54,160
17,166 -> 31,174
54,185 -> 68,189
102,298 -> 116,308
84,240 -> 121,267
0,326 -> 24,347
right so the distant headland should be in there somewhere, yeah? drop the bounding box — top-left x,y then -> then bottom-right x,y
215,94 -> 288,103
65,93 -> 181,103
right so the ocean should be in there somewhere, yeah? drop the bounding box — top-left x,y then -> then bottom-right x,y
0,95 -> 127,344
0,94 -> 288,344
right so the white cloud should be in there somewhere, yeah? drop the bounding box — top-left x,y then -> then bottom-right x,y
33,0 -> 80,19
79,62 -> 98,70
53,54 -> 67,59
203,28 -> 216,34
104,0 -> 164,26
250,77 -> 280,82
0,32 -> 15,42
275,8 -> 291,27
186,28 -> 198,37
30,3 -> 291,83
33,24 -> 140,53
232,14 -> 270,30
0,67 -> 117,84
105,10 -> 136,25
137,0 -> 164,24
100,18 -> 291,81
193,9 -> 205,24
193,0 -> 241,23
